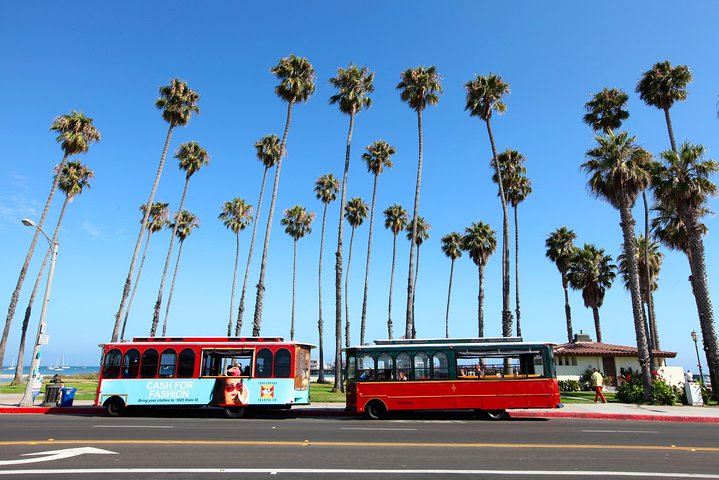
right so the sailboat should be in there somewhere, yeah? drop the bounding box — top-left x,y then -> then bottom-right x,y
61,355 -> 70,370
5,357 -> 15,370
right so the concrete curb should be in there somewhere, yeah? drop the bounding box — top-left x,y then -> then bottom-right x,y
510,410 -> 719,423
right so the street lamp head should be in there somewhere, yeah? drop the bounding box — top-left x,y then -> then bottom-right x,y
691,330 -> 698,343
21,218 -> 37,227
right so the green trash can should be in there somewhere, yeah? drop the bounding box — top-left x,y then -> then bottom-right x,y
41,385 -> 62,407
59,387 -> 77,407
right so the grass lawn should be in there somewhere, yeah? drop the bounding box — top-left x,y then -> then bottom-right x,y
0,375 -> 99,401
309,381 -> 346,403
560,390 -> 617,404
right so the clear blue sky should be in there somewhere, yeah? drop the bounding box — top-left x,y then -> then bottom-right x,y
1,1 -> 717,372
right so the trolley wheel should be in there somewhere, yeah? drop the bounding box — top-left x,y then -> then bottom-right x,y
483,409 -> 508,421
105,397 -> 126,417
224,406 -> 246,419
363,400 -> 387,420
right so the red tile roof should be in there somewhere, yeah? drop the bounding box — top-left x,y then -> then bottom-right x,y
554,341 -> 676,358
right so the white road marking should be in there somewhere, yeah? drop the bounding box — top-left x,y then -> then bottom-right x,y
340,427 -> 418,431
0,468 -> 716,477
93,425 -> 174,429
0,448 -> 117,466
582,430 -> 658,434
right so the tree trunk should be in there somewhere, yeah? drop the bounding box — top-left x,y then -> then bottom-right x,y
1,152 -> 69,365
227,233 -> 240,336
254,101 -> 294,336
642,191 -> 655,368
405,109 -> 424,340
360,174 -> 379,345
514,204 -> 521,337
649,293 -> 660,350
113,125 -> 174,341
317,203 -> 329,383
478,263 -> 485,337
345,226 -> 356,348
411,245 -> 421,338
121,230 -> 154,341
562,273 -> 573,343
237,166 -> 270,336
592,306 -> 602,343
663,107 -> 677,153
151,177 -> 190,336
334,110 -> 355,393
485,120 -> 512,337
11,194 -> 70,385
161,238 -> 186,336
445,259 -> 455,339
618,201 -> 653,401
388,234 -> 397,339
291,240 -> 297,341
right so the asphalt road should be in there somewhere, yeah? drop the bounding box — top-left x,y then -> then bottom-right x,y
0,410 -> 717,479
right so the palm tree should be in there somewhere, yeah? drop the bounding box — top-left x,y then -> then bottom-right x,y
545,227 -> 579,343
330,63 -> 374,392
636,61 -> 692,152
314,173 -> 339,382
652,142 -> 719,395
465,73 -> 513,338
1,112 -> 100,366
150,141 -> 210,336
344,197 -> 369,347
120,202 -> 170,340
11,161 -> 94,385
406,216 -> 430,337
383,204 -> 408,339
583,88 -> 629,133
254,55 -> 315,336
582,130 -> 653,400
397,66 -> 442,339
219,198 -> 253,336
281,206 -> 315,340
359,140 -> 396,345
567,244 -> 616,343
493,149 -> 532,336
461,221 -> 497,337
236,134 -> 281,335
112,79 -> 199,341
440,232 -> 463,338
161,210 -> 199,336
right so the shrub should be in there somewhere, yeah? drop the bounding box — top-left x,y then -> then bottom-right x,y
650,378 -> 677,405
616,368 -> 644,403
558,380 -> 581,392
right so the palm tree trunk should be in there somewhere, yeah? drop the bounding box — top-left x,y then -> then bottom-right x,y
360,174 -> 379,345
485,120 -> 512,337
478,263 -> 485,337
642,191 -> 655,368
161,239 -> 185,336
151,177 -> 190,336
317,203 -> 329,382
237,166 -> 270,335
663,107 -> 677,153
1,152 -> 69,365
254,101 -> 294,336
388,234 -> 397,339
445,259 -> 456,339
406,109 -> 424,340
562,273 -> 573,343
113,125 -> 174,341
592,306 -> 602,343
291,240 -> 297,341
618,202 -> 653,401
11,194 -> 70,385
121,230 -> 154,340
649,293 -> 660,349
227,233 -> 240,336
344,227 -> 356,348
411,245 -> 421,338
334,110 -> 355,393
514,204 -> 521,337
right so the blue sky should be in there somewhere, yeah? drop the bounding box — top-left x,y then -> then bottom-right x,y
1,1 -> 717,372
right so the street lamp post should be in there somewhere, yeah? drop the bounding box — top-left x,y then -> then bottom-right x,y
18,219 -> 59,407
690,330 -> 705,385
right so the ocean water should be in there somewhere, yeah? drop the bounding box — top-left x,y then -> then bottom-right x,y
2,365 -> 100,377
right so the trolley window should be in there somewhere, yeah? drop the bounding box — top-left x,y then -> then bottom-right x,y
159,348 -> 177,378
177,348 -> 195,378
122,348 -> 140,378
255,348 -> 273,378
274,348 -> 292,378
102,348 -> 121,379
140,348 -> 159,378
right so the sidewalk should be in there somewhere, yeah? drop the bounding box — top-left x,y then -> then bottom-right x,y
1,394 -> 717,422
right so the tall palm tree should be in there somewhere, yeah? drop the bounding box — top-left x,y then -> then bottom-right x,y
440,232 -> 463,338
314,173 -> 340,382
493,149 -> 532,336
583,88 -> 630,133
406,216 -> 430,337
582,130 -> 653,400
330,63 -> 374,392
461,221 -> 497,337
120,202 -> 170,340
636,61 -> 692,153
254,55 -> 315,336
465,73 -> 513,338
11,161 -> 94,385
567,244 -> 616,343
236,134 -> 281,335
383,204 -> 408,339
161,210 -> 199,336
281,205 -> 315,341
112,79 -> 199,341
344,197 -> 369,347
359,140 -> 396,345
1,112 -> 100,366
150,142 -> 210,336
545,227 -> 579,343
652,142 -> 719,395
397,66 -> 442,339
219,198 -> 253,336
